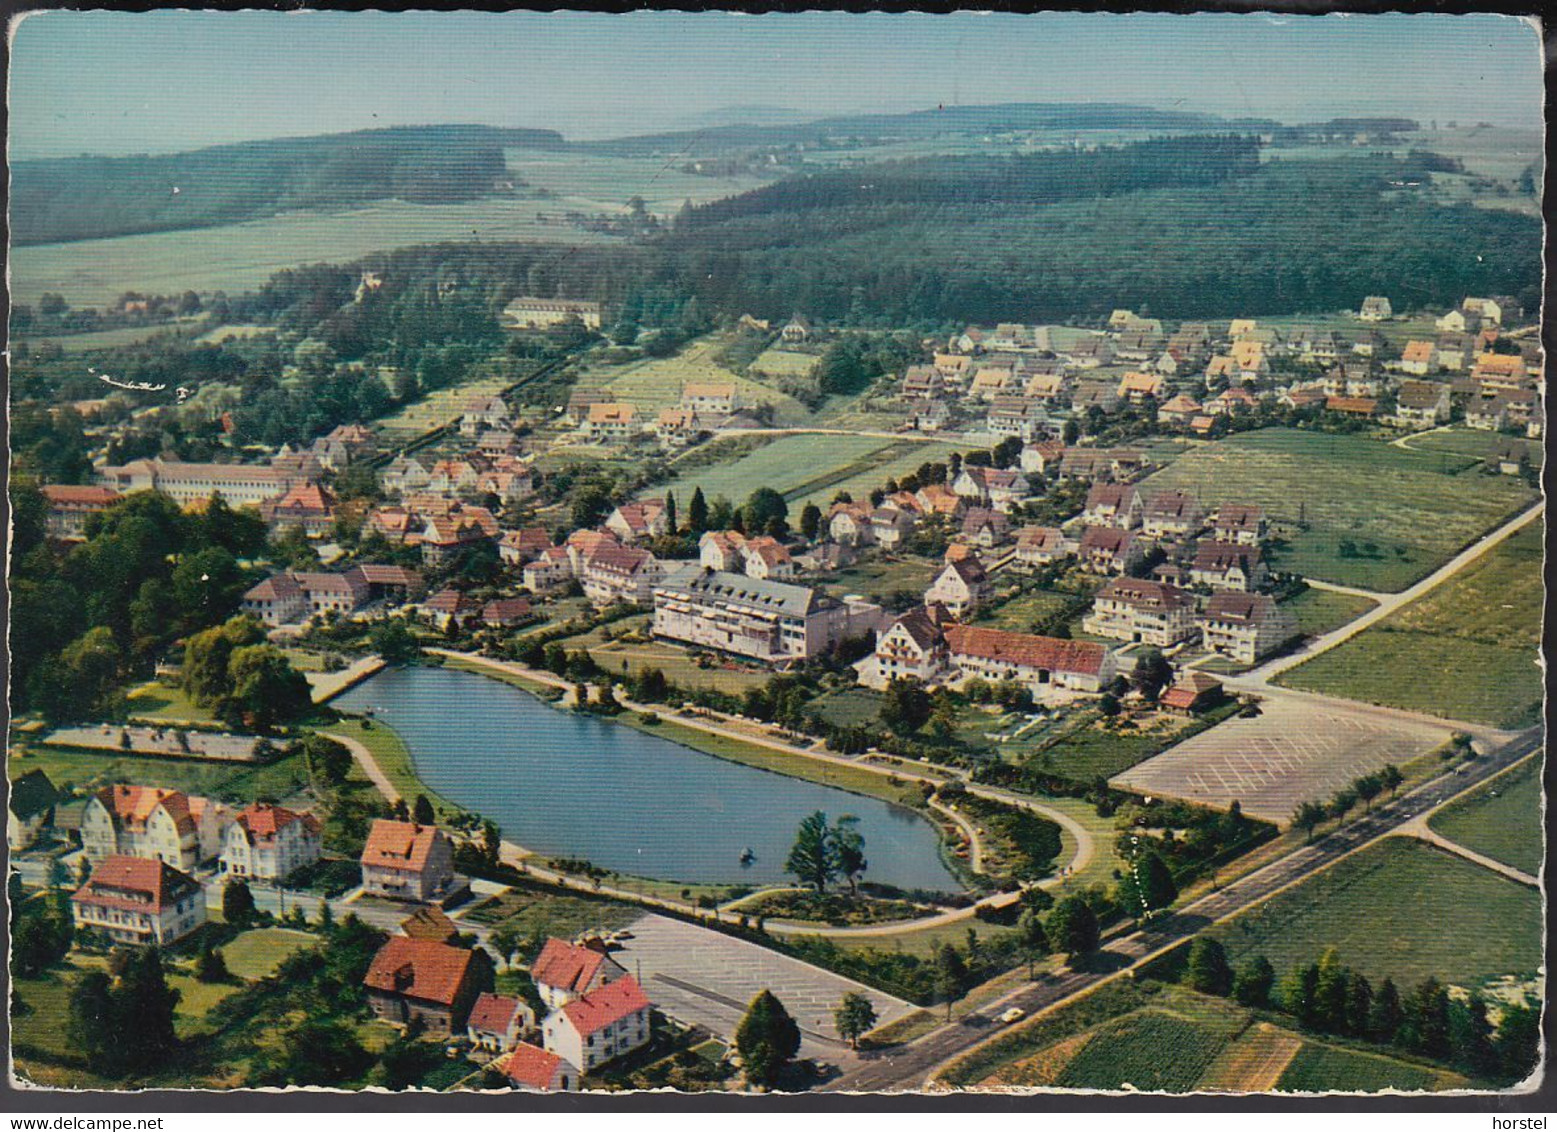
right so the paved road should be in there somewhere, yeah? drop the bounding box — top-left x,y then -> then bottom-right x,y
823,725 -> 1544,1093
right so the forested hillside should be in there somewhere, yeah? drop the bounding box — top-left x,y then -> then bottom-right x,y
656,148 -> 1541,323
12,124 -> 562,245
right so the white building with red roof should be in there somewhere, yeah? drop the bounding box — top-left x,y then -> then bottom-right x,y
466,992 -> 534,1053
72,855 -> 207,946
580,543 -> 665,607
499,1041 -> 578,1092
81,784 -> 230,871
359,819 -> 457,903
542,974 -> 652,1073
219,802 -> 322,882
944,624 -> 1116,695
40,484 -> 121,540
530,937 -> 628,1011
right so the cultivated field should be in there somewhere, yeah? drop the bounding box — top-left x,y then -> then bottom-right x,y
1428,756 -> 1544,876
787,440 -> 965,516
503,147 -> 776,216
1281,588 -> 1378,638
1211,837 -> 1543,989
591,335 -> 814,424
22,323 -> 200,352
1110,694 -> 1452,824
749,348 -> 819,378
1277,524 -> 1543,729
1405,427 -> 1543,466
373,374 -> 512,442
1137,428 -> 1538,591
654,432 -> 896,508
10,199 -> 618,310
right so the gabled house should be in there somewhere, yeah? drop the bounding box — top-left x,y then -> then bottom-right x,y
1140,491 -> 1204,539
914,483 -> 966,519
524,546 -> 575,594
531,937 -> 629,1010
901,365 -> 945,400
1082,578 -> 1199,647
39,484 -> 121,541
856,604 -> 952,689
1020,438 -> 1068,477
8,769 -> 60,851
364,937 -> 493,1035
951,465 -> 1028,511
828,501 -> 875,546
1160,672 -> 1226,715
542,975 -> 653,1074
969,366 -> 1014,401
1014,525 -> 1077,568
260,481 -> 337,537
580,544 -> 663,606
1211,504 -> 1267,547
1082,483 -> 1144,530
360,819 -> 458,903
1117,371 -> 1165,403
401,906 -> 461,944
742,535 -> 795,581
482,597 -> 534,628
681,382 -> 738,416
656,408 -> 702,447
500,1043 -> 578,1092
1390,380 -> 1452,428
699,530 -> 748,573
1078,526 -> 1144,575
1158,393 -> 1203,427
1190,541 -> 1269,592
422,587 -> 479,630
1398,341 -> 1439,376
467,992 -> 535,1053
242,572 -> 309,627
499,527 -> 554,566
219,803 -> 322,882
585,402 -> 639,443
604,499 -> 670,545
943,625 -> 1115,694
960,507 -> 1011,549
1359,296 -> 1393,322
82,784 -> 229,871
1200,592 -> 1297,664
924,557 -> 991,617
867,507 -> 917,550
72,856 -> 206,947
987,396 -> 1049,443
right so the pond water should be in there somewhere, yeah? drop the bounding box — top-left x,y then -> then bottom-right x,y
334,665 -> 962,892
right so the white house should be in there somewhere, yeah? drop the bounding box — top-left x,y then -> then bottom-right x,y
219,803 -> 322,882
531,938 -> 629,1011
81,784 -> 229,871
856,605 -> 951,689
542,975 -> 653,1074
924,557 -> 991,617
1082,578 -> 1199,647
467,992 -> 534,1053
72,855 -> 207,947
1200,592 -> 1298,664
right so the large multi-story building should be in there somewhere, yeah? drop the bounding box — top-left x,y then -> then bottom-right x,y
541,975 -> 653,1075
1199,592 -> 1298,665
359,820 -> 458,903
1083,578 -> 1199,647
219,803 -> 323,882
95,459 -> 291,508
72,855 -> 207,947
502,296 -> 603,330
942,625 -> 1116,694
652,567 -> 883,666
81,785 -> 230,872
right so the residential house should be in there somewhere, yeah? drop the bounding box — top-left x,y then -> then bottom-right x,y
401,906 -> 461,944
951,465 -> 1028,511
531,937 -> 629,1010
580,544 -> 664,606
40,484 -> 121,540
914,484 -> 966,519
1436,308 -> 1474,334
1065,336 -> 1114,369
1116,328 -> 1164,362
1471,353 -> 1529,394
1359,296 -> 1393,322
970,366 -> 1014,401
8,769 -> 59,851
1140,491 -> 1204,540
1465,393 -> 1510,431
422,588 -> 479,630
481,598 -> 534,628
960,507 -> 1011,549
1199,592 -> 1297,664
459,395 -> 512,438
742,535 -> 795,581
1083,577 -> 1199,647
524,546 -> 575,594
420,509 -> 499,566
1117,371 -> 1165,403
475,429 -> 523,460
566,387 -> 610,426
288,570 -> 371,619
1435,333 -> 1476,372
1399,341 -> 1440,376
652,568 -> 882,665
1160,672 -> 1226,715
934,353 -> 973,384
565,530 -> 620,574
987,396 -> 1049,443
1082,483 -> 1144,530
1019,438 -> 1068,478
1157,394 -> 1203,428
219,803 -> 322,882
1462,296 -> 1518,326
72,856 -> 207,947
241,572 -> 309,627
585,402 -> 639,443
1390,380 -> 1452,428
499,527 -> 553,566
681,382 -> 738,417
1205,385 -> 1260,416
924,557 -> 992,617
699,531 -> 748,572
1211,504 -> 1267,547
467,993 -> 534,1054
912,399 -> 952,433
827,502 -> 874,547
1023,372 -> 1069,402
1014,525 -> 1077,568
902,365 -> 945,400
1190,541 -> 1269,592
364,937 -> 493,1034
500,1043 -> 578,1092
855,605 -> 951,689
989,323 -> 1036,351
604,499 -> 670,544
867,507 -> 917,550
1071,380 -> 1122,415
542,975 -> 653,1074
1078,527 -> 1144,575
1325,396 -> 1378,420
780,315 -> 811,343
81,784 -> 229,871
359,819 -> 458,903
656,408 -> 702,447
943,625 -> 1115,695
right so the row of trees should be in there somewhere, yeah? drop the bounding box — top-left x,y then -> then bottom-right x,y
1291,764 -> 1405,841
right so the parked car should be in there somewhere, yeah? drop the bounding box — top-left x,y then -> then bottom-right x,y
998,1008 -> 1026,1025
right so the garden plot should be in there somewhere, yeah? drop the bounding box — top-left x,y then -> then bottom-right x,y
1110,695 -> 1450,824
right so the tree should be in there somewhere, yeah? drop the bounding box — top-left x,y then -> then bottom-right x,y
413,794 -> 436,825
303,734 -> 353,787
1380,764 -> 1405,798
1292,800 -> 1326,843
1280,961 -> 1320,1027
223,878 -> 257,927
222,644 -> 313,729
662,489 -> 678,534
1122,849 -> 1177,917
12,901 -> 72,976
370,619 -> 421,665
1018,907 -> 1050,979
571,485 -> 613,531
785,811 -> 837,893
832,815 -> 867,896
743,487 -> 788,536
1232,955 -> 1276,1008
489,926 -> 521,969
1046,895 -> 1100,959
1313,947 -> 1349,1032
115,947 -> 181,1071
834,991 -> 878,1049
880,677 -> 932,735
1185,937 -> 1233,997
67,969 -> 115,1062
266,1018 -> 374,1087
687,486 -> 710,533
1097,693 -> 1121,718
1343,970 -> 1374,1037
1354,771 -> 1383,812
1449,993 -> 1496,1077
1130,648 -> 1173,702
196,942 -> 231,983
799,502 -> 823,542
934,943 -> 969,1020
1369,977 -> 1403,1043
1328,786 -> 1358,828
734,989 -> 801,1088
1401,976 -> 1451,1058
1495,1001 -> 1540,1082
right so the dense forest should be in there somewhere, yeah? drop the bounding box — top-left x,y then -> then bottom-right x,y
12,124 -> 562,245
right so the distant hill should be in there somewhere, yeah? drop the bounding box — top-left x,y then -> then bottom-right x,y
12,124 -> 564,246
659,104 -> 814,131
583,101 -> 1280,154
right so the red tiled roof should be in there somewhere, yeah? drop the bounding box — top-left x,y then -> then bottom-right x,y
560,975 -> 651,1037
944,624 -> 1108,676
41,484 -> 120,507
467,992 -> 524,1035
531,938 -> 611,994
97,784 -> 196,836
400,906 -> 459,943
503,1042 -> 563,1090
363,937 -> 479,1007
361,820 -> 443,873
72,855 -> 200,914
236,802 -> 318,841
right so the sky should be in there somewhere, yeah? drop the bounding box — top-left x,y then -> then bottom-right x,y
7,9 -> 1544,160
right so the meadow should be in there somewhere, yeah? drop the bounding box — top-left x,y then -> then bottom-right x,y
786,440 -> 965,516
372,373 -> 512,442
590,335 -> 815,424
1137,428 -> 1538,591
1405,427 -> 1543,466
1428,756 -> 1544,876
1277,523 -> 1542,729
653,432 -> 896,509
1281,588 -> 1378,638
749,347 -> 820,378
1210,837 -> 1542,989
502,147 -> 776,216
7,744 -> 310,809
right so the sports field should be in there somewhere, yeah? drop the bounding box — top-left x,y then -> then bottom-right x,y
1137,428 -> 1538,591
1277,523 -> 1543,729
1211,837 -> 1543,988
1110,694 -> 1450,824
1428,756 -> 1544,876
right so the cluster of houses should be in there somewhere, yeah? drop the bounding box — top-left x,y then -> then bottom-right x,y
565,380 -> 765,449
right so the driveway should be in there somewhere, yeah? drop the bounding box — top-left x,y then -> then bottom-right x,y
611,912 -> 915,1061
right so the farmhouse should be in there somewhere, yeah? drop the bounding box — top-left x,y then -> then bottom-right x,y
364,937 -> 493,1035
652,568 -> 883,665
1190,541 -> 1269,592
40,484 -> 121,540
81,784 -> 229,871
943,625 -> 1115,695
359,819 -> 458,903
924,557 -> 992,617
72,855 -> 207,947
542,975 -> 653,1074
1199,592 -> 1298,664
218,802 -> 322,882
1082,577 -> 1199,647
502,296 -> 603,330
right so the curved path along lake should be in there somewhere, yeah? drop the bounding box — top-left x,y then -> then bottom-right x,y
335,665 -> 961,893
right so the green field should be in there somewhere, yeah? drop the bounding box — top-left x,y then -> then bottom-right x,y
974,588 -> 1083,635
1281,588 -> 1378,638
816,553 -> 944,606
1428,756 -> 1544,876
1212,837 -> 1542,989
222,928 -> 318,981
655,432 -> 895,508
1028,702 -> 1241,785
504,146 -> 776,216
591,335 -> 815,425
749,348 -> 819,377
8,745 -> 309,808
460,886 -> 640,939
23,323 -> 201,352
373,373 -> 512,441
1275,1041 -> 1439,1094
1053,1007 -> 1245,1092
1277,523 -> 1542,728
1138,428 -> 1538,591
1406,428 -> 1543,466
787,440 -> 965,517
10,199 -> 617,310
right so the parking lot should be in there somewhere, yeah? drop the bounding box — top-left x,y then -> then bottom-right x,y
1110,694 -> 1453,824
612,913 -> 915,1060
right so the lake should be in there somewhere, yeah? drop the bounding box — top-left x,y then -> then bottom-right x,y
334,665 -> 962,893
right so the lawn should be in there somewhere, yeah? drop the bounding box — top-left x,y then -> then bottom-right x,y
319,720 -> 457,817
1428,756 -> 1544,876
1277,523 -> 1542,728
460,885 -> 640,939
549,617 -> 772,696
973,587 -> 1085,635
654,431 -> 896,509
749,348 -> 819,377
1281,588 -> 1378,638
1029,701 -> 1242,786
7,744 -> 310,807
816,552 -> 945,606
372,372 -> 512,442
1137,428 -> 1538,591
1211,837 -> 1543,989
589,334 -> 814,424
1407,428 -> 1542,466
222,928 -> 318,981
126,680 -> 220,723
